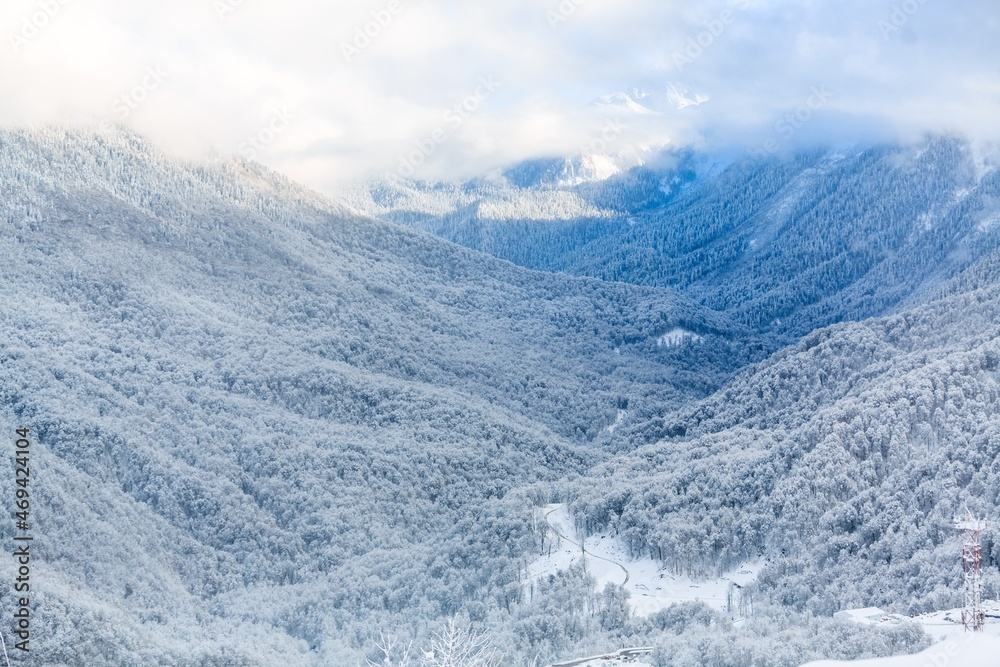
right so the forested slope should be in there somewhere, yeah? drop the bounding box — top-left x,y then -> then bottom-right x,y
4,127 -> 999,667
349,138 -> 1000,339
0,128 -> 734,665
570,272 -> 1000,620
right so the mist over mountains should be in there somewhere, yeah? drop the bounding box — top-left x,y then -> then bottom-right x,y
346,136 -> 1000,339
2,128 -> 999,665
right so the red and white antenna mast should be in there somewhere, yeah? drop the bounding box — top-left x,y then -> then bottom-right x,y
953,510 -> 987,633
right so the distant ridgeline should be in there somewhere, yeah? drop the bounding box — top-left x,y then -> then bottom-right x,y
346,137 -> 1000,339
0,128 -> 996,666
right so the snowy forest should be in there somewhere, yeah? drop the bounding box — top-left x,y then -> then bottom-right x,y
1,128 -> 999,665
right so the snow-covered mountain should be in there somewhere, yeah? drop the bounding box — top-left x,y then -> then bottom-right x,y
5,127 -> 1000,667
593,91 -> 660,115
339,136 -> 1000,664
0,128 -> 739,666
592,84 -> 710,114
345,137 -> 1000,343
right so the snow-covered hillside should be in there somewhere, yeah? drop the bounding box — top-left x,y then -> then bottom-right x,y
5,127 -> 1000,667
530,505 -> 760,618
348,137 -> 1000,340
0,127 -> 736,666
568,278 -> 1000,631
801,636 -> 1000,667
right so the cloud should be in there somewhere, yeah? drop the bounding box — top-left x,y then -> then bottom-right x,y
1,0 -> 997,191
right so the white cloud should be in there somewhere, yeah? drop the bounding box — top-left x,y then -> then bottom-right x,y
0,0 -> 997,191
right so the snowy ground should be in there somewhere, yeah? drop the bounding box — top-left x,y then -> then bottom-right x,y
801,636 -> 1000,667
884,600 -> 1000,643
529,504 -> 761,618
800,601 -> 1000,666
551,655 -> 651,667
532,506 -> 1000,667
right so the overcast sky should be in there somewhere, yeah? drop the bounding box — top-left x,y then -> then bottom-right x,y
2,0 -> 998,191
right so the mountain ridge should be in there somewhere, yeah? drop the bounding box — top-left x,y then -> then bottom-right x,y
4,127 -> 1000,666
344,137 -> 1000,342
0,127 -> 742,665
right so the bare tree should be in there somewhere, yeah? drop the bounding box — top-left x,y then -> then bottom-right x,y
362,620 -> 503,667
420,617 -> 503,667
365,631 -> 414,667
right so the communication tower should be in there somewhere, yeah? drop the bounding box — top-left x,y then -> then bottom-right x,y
953,511 -> 988,633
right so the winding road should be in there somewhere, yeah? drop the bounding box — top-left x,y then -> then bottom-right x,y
543,506 -> 631,587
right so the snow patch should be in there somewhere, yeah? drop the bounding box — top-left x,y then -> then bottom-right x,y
553,150 -> 653,187
606,409 -> 628,434
530,505 -> 761,619
656,328 -> 704,348
579,154 -> 627,182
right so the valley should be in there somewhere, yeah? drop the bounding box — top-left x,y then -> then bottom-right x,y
0,128 -> 996,666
